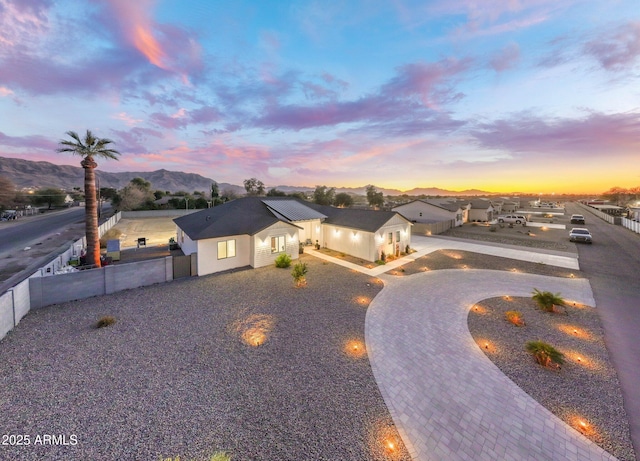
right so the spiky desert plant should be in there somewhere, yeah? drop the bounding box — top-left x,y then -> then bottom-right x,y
505,310 -> 525,327
526,340 -> 564,368
291,262 -> 308,287
531,288 -> 565,312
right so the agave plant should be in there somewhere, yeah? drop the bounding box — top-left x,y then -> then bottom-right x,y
531,288 -> 565,313
526,340 -> 564,368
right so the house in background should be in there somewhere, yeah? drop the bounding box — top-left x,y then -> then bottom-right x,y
468,199 -> 495,222
392,199 -> 468,227
174,197 -> 412,276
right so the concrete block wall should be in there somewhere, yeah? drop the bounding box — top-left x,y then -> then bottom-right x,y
0,278 -> 31,340
122,210 -> 198,218
29,257 -> 174,310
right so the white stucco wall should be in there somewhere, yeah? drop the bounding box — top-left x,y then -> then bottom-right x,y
321,215 -> 411,262
468,207 -> 494,222
177,227 -> 198,256
296,219 -> 322,246
196,234 -> 251,276
252,222 -> 300,268
393,201 -> 454,223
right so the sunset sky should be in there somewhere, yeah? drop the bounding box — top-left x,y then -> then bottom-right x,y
1,0 -> 639,194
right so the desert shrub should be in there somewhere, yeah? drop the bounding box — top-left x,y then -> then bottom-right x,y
291,262 -> 308,287
505,310 -> 525,326
525,340 -> 564,368
99,228 -> 123,248
274,253 -> 292,268
95,316 -> 116,328
531,288 -> 564,312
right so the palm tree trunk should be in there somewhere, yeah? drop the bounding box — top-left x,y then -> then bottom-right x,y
82,157 -> 101,267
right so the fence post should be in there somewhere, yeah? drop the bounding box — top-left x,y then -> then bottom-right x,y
10,288 -> 15,327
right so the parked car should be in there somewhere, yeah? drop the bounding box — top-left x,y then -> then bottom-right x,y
569,228 -> 593,244
570,214 -> 586,224
497,214 -> 528,224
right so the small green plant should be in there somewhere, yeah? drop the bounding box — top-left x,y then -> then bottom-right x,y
291,262 -> 308,287
274,253 -> 292,268
531,288 -> 565,312
505,310 -> 525,326
526,340 -> 564,368
95,316 -> 116,328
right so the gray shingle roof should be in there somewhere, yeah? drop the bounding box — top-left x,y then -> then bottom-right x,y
173,197 -> 297,240
174,196 -> 409,240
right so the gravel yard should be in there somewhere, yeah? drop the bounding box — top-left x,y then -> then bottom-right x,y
468,296 -> 635,461
0,254 -> 409,461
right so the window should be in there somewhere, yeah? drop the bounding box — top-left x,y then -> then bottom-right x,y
396,231 -> 401,241
271,235 -> 286,253
217,239 -> 236,259
388,232 -> 393,244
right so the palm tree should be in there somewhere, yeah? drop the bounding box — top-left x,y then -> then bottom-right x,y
57,130 -> 120,267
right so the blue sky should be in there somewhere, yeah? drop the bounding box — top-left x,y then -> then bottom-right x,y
0,0 -> 639,193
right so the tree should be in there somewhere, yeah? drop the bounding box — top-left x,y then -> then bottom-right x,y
57,130 -> 120,267
31,187 -> 66,209
244,178 -> 265,196
602,186 -> 629,206
313,185 -> 335,206
288,191 -> 307,200
366,185 -> 385,209
211,181 -> 224,206
267,188 -> 287,197
334,192 -> 353,208
114,180 -> 155,211
0,175 -> 16,210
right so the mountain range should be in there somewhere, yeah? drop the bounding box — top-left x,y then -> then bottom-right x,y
0,156 -> 491,196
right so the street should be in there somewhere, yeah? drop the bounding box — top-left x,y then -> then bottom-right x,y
566,202 -> 640,458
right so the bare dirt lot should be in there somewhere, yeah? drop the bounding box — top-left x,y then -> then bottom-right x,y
442,209 -> 579,252
108,217 -> 177,249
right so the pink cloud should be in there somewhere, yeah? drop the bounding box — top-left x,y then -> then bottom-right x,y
0,0 -> 52,49
102,0 -> 202,82
584,21 -> 640,71
0,130 -> 55,151
490,42 -> 520,72
471,110 -> 640,159
254,58 -> 469,132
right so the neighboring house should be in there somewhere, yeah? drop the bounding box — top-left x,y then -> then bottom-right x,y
468,199 -> 495,222
392,199 -> 467,227
628,206 -> 640,221
174,197 -> 412,276
500,200 -> 520,213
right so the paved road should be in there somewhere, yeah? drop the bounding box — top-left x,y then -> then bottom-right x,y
568,202 -> 640,458
0,207 -> 85,255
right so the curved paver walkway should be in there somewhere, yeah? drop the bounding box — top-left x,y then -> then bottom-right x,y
365,269 -> 617,461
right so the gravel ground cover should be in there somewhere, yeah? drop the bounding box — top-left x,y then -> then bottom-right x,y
467,296 -> 635,461
441,224 -> 574,252
0,254 -> 410,461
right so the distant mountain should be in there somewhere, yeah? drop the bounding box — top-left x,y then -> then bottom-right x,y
1,156 -> 492,197
0,157 -> 244,194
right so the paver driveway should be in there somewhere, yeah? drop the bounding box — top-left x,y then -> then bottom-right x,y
365,269 -> 616,461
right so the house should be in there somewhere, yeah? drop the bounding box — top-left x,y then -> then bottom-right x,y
392,199 -> 467,227
174,197 -> 412,276
468,199 -> 495,222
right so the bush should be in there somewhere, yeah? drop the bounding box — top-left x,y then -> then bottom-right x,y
531,288 -> 565,312
95,316 -> 116,328
274,253 -> 292,268
291,262 -> 308,287
525,340 -> 564,368
505,310 -> 525,326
